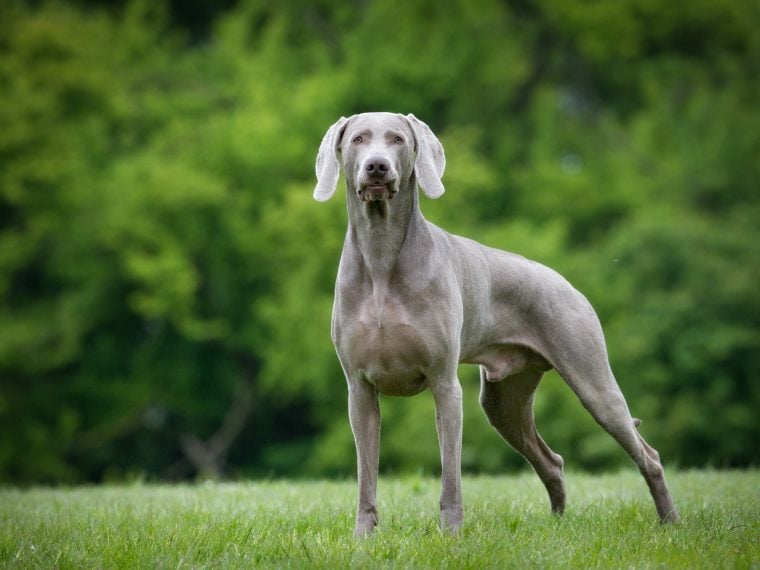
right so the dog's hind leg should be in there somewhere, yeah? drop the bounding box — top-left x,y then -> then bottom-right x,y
479,368 -> 566,514
558,361 -> 680,522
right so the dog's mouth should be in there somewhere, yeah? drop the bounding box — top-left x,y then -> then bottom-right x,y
357,182 -> 398,202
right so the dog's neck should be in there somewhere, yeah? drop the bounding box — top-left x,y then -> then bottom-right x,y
345,176 -> 428,287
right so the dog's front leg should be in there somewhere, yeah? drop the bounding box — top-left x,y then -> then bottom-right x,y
432,379 -> 464,534
348,379 -> 380,537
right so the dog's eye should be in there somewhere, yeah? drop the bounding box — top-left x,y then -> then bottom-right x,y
393,136 -> 404,144
353,136 -> 363,144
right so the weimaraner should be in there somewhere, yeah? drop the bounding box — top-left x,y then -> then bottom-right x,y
314,112 -> 679,536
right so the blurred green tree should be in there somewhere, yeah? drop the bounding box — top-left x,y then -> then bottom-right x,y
0,0 -> 757,482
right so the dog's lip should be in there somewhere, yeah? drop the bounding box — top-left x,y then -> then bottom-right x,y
357,182 -> 398,202
360,179 -> 397,190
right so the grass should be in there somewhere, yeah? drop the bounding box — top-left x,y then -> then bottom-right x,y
1,470 -> 758,569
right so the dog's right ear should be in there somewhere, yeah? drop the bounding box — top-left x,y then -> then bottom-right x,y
314,116 -> 349,202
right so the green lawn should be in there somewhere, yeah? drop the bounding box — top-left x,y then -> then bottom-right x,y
1,470 -> 757,568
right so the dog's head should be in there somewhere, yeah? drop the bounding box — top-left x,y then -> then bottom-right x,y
314,112 -> 446,202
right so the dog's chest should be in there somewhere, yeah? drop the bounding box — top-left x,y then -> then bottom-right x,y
337,294 -> 442,395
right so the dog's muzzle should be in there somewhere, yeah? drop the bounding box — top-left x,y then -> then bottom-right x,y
357,155 -> 398,201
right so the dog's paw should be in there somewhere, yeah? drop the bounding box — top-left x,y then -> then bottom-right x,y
440,505 -> 464,535
354,511 -> 378,538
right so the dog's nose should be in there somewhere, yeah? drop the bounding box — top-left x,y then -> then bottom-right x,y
365,156 -> 390,177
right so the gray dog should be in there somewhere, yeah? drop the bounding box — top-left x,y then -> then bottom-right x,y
314,112 -> 679,537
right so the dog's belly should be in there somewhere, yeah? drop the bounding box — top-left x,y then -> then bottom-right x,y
346,321 -> 431,396
465,343 -> 551,382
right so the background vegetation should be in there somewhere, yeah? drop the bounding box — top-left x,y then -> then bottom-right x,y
1,0 -> 758,484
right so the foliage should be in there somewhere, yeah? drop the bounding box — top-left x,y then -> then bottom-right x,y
1,471 -> 759,567
0,0 -> 758,482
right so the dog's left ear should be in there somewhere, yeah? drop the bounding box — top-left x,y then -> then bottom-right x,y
405,113 -> 446,199
314,116 -> 349,202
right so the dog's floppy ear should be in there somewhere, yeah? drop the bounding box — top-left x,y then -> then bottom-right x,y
314,116 -> 349,202
405,113 -> 446,199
